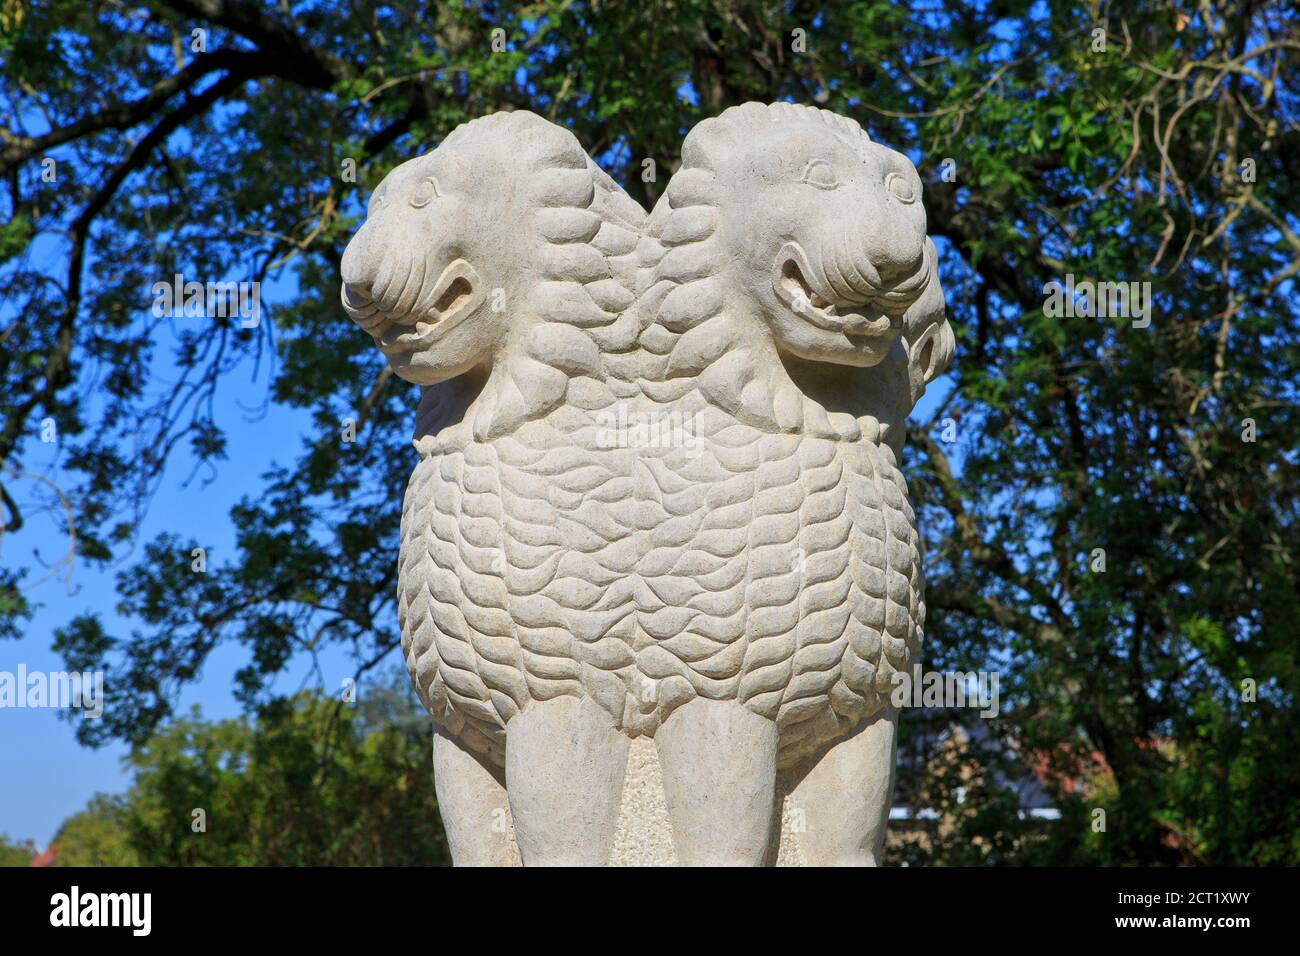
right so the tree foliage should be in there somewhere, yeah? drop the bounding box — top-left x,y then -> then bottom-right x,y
126,688 -> 446,865
0,834 -> 36,867
49,793 -> 140,866
2,1 -> 1297,864
44,669 -> 449,866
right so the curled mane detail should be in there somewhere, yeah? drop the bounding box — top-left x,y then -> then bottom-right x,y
408,112 -> 647,452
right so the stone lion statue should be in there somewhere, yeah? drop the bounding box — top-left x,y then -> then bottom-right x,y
340,104 -> 952,866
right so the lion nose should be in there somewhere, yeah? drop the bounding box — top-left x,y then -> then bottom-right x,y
341,229 -> 372,291
876,244 -> 925,283
862,219 -> 926,287
340,230 -> 388,330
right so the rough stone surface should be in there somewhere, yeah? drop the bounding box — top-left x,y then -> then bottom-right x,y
340,104 -> 954,866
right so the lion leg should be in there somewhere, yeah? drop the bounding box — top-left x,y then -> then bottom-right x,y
433,725 -> 518,866
785,709 -> 898,866
504,695 -> 629,866
654,698 -> 778,866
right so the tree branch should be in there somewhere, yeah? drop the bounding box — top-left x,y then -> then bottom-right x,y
156,0 -> 353,88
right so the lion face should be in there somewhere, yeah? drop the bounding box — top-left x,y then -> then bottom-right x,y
714,123 -> 933,368
340,148 -> 521,385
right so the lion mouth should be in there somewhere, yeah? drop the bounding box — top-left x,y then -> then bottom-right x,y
775,250 -> 894,338
341,257 -> 480,354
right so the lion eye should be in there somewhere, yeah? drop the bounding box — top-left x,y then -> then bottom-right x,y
800,159 -> 839,190
410,177 -> 439,208
886,172 -> 917,204
368,184 -> 386,216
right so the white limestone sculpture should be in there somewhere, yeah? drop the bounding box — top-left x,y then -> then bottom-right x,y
340,105 -> 953,866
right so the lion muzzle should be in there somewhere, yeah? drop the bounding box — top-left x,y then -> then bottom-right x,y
341,239 -> 484,356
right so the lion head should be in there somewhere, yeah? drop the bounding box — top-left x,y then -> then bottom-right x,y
648,103 -> 951,440
341,111 -> 646,441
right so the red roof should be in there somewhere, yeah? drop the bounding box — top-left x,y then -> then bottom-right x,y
28,845 -> 57,867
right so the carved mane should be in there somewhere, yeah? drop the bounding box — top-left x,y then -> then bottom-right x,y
413,111 -> 648,453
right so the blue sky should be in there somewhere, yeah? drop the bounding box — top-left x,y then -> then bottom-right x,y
0,254 -> 366,847
0,352 -> 365,848
0,76 -> 376,847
